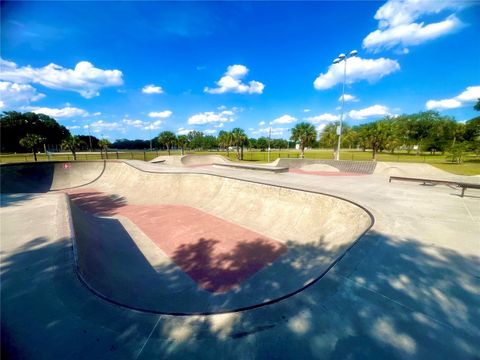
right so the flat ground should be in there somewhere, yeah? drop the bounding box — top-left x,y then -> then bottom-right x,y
1,160 -> 479,359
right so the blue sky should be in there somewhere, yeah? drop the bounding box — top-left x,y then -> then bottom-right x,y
1,1 -> 479,140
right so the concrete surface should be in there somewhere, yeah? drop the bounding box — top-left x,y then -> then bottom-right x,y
1,158 -> 479,359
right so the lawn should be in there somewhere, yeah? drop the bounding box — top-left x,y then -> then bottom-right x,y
1,149 -> 479,176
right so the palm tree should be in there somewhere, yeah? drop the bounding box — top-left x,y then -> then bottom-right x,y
61,136 -> 83,161
231,128 -> 247,160
177,135 -> 189,155
290,122 -> 317,159
98,138 -> 111,159
218,130 -> 233,157
158,131 -> 177,155
19,134 -> 45,162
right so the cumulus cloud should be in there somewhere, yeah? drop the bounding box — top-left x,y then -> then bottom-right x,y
27,106 -> 88,118
305,113 -> 339,123
363,0 -> 466,53
426,85 -> 480,110
204,129 -> 217,135
0,59 -> 123,98
148,110 -> 172,118
303,109 -> 311,113
252,126 -> 287,138
177,127 -> 194,135
348,105 -> 391,120
204,64 -> 265,94
122,119 -> 147,128
89,120 -> 122,133
144,120 -> 163,131
270,114 -> 297,125
188,108 -> 237,125
142,84 -> 164,94
339,94 -> 358,102
0,81 -> 45,108
314,57 -> 400,90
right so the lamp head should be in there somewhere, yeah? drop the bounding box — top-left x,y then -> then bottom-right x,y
333,58 -> 340,64
349,50 -> 358,57
338,53 -> 346,60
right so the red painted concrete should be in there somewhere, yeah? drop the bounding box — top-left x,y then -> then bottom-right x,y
289,168 -> 368,176
65,189 -> 287,293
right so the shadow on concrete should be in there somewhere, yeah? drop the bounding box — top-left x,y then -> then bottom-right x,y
1,163 -> 55,194
172,237 -> 287,293
67,191 -> 127,216
1,228 -> 479,358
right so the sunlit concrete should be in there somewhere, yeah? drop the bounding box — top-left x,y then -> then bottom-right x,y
1,158 -> 479,359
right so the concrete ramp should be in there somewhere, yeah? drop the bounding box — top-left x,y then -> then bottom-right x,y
150,154 -> 231,167
2,161 -> 373,314
1,161 -> 106,193
272,159 -> 377,174
375,162 -> 454,178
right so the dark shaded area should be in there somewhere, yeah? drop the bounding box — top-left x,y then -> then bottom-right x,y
172,237 -> 286,293
1,163 -> 55,193
67,191 -> 127,216
2,230 -> 479,358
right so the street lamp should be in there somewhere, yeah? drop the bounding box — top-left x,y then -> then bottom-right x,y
333,49 -> 357,161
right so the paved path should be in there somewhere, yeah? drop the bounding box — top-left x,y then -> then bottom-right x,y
1,160 -> 479,359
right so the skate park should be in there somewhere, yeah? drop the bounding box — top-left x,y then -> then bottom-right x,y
1,157 -> 479,359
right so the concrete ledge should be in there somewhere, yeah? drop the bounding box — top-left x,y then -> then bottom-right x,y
213,162 -> 289,173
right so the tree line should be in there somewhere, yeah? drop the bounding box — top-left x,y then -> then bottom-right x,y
2,103 -> 479,163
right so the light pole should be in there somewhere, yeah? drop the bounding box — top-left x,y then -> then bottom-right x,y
333,49 -> 357,161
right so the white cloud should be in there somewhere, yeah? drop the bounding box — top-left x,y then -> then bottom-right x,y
270,114 -> 297,125
316,124 -> 327,133
177,127 -> 193,135
89,120 -> 122,133
259,121 -> 266,126
426,85 -> 480,110
0,59 -> 123,98
456,86 -> 480,102
204,129 -> 217,135
0,81 -> 45,108
348,105 -> 391,120
148,110 -> 172,118
188,109 -> 236,125
252,127 -> 287,138
314,57 -> 400,90
27,106 -> 88,118
214,123 -> 224,128
339,94 -> 358,102
67,125 -> 81,130
426,99 -> 462,110
305,113 -> 339,123
204,64 -> 265,94
92,112 -> 102,116
303,108 -> 311,113
144,120 -> 163,131
363,0 -> 466,52
142,84 -> 164,94
122,119 -> 147,128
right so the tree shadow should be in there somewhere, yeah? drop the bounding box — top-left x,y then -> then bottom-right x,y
66,190 -> 127,217
1,219 -> 479,359
171,237 -> 287,293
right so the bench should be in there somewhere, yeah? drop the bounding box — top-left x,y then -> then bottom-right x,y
213,163 -> 289,173
389,176 -> 480,197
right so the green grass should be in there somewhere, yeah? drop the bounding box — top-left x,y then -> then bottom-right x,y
2,149 -> 479,175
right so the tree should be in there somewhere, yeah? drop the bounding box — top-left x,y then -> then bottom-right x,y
319,123 -> 339,150
98,139 -> 111,159
177,135 -> 189,155
158,131 -> 177,155
357,119 -> 396,160
256,137 -> 268,151
1,111 -> 70,152
231,128 -> 248,160
290,122 -> 317,159
19,134 -> 45,162
187,131 -> 204,150
61,136 -> 83,161
474,98 -> 480,111
218,131 -> 233,156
